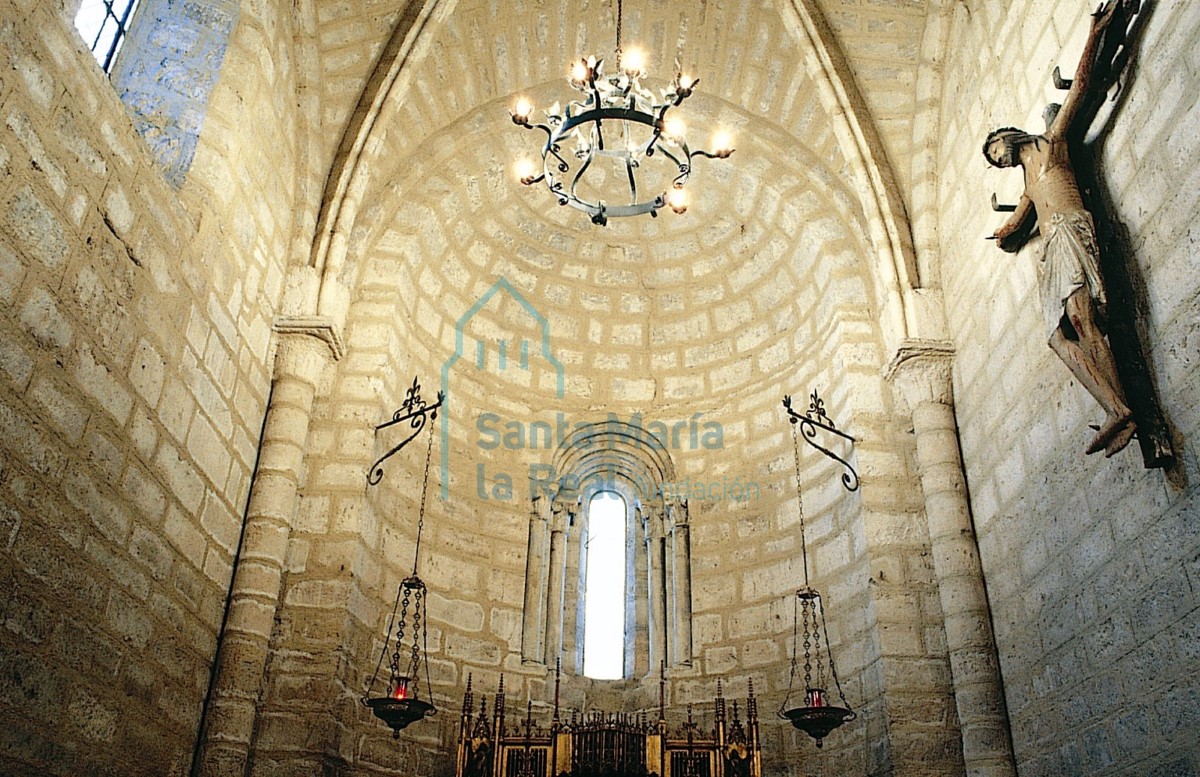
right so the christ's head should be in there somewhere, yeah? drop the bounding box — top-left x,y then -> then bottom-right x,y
983,127 -> 1029,168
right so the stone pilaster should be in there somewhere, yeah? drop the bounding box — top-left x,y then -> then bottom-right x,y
886,341 -> 1017,777
194,319 -> 342,777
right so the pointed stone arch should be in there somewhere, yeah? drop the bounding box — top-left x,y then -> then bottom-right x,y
780,0 -> 935,351
301,0 -> 940,358
302,0 -> 448,325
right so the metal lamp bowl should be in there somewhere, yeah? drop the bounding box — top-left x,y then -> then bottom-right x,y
366,696 -> 435,737
782,705 -> 854,748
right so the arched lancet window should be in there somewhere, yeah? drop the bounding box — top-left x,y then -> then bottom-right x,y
520,420 -> 693,678
582,491 -> 626,679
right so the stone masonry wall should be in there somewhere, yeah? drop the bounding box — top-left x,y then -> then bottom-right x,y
935,2 -> 1200,775
17,0 -> 1197,774
0,0 -> 302,773
252,77 -> 963,773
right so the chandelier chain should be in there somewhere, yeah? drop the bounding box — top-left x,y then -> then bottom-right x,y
615,0 -> 623,64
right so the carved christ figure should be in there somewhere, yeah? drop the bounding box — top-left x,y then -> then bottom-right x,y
724,742 -> 752,777
464,735 -> 491,777
984,1 -> 1135,456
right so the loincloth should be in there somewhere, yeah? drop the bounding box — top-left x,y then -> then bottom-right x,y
1039,210 -> 1106,340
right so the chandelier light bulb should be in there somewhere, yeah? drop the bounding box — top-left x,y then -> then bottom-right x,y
667,187 -> 689,214
712,130 -> 734,156
513,97 -> 533,120
664,117 -> 687,141
622,47 -> 646,76
515,158 -> 538,184
678,73 -> 694,92
571,59 -> 589,84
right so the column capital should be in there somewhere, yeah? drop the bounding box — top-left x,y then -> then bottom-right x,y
274,315 -> 346,361
666,500 -> 689,528
641,503 -> 669,540
549,499 -> 572,533
530,495 -> 549,523
884,339 -> 956,411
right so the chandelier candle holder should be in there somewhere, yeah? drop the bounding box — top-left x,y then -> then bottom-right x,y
778,393 -> 857,748
510,0 -> 734,226
362,429 -> 438,736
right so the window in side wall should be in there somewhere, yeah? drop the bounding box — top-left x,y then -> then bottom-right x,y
71,0 -> 239,188
74,0 -> 143,72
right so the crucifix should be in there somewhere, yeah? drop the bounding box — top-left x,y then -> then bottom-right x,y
984,0 -> 1172,467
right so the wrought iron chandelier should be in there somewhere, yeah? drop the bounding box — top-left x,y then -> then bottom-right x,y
778,392 -> 857,748
510,0 -> 734,226
362,423 -> 438,736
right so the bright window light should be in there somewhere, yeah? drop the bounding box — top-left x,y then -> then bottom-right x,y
583,492 -> 626,679
75,0 -> 142,72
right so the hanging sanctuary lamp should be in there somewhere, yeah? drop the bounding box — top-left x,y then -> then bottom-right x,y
778,392 -> 858,748
362,422 -> 439,736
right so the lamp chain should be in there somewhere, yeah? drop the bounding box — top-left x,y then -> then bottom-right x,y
409,584 -> 424,694
363,579 -> 403,703
802,595 -> 814,691
812,595 -> 825,687
820,593 -> 853,710
390,584 -> 412,692
412,429 -> 434,576
790,423 -> 810,588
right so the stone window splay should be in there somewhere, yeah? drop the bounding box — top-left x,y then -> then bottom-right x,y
73,0 -> 238,187
520,420 -> 694,678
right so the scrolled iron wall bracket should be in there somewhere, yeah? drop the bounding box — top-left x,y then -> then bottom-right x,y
367,376 -> 444,486
782,391 -> 859,492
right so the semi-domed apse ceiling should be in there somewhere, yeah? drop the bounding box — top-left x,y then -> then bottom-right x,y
306,0 -> 936,426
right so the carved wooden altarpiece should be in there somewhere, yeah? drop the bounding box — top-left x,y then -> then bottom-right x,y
455,674 -> 761,777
